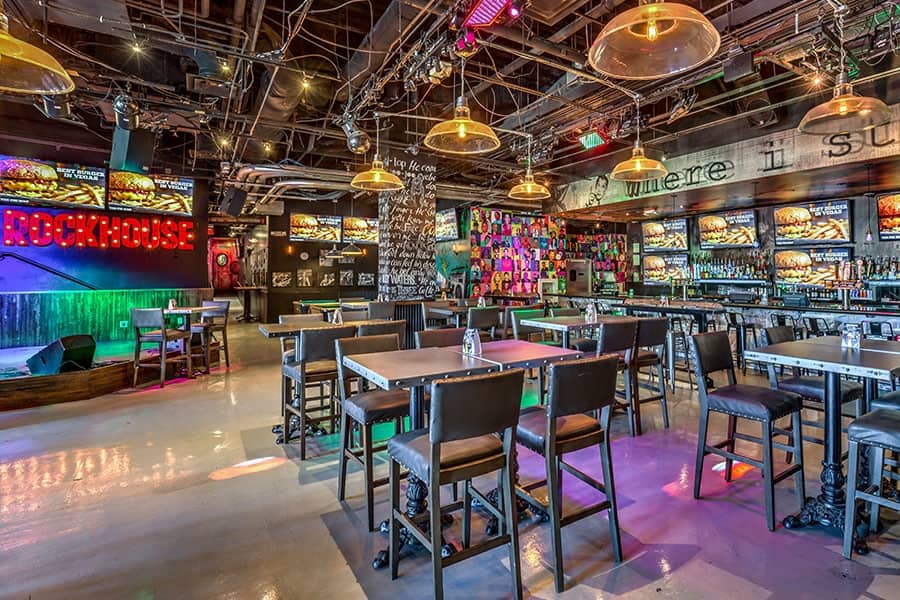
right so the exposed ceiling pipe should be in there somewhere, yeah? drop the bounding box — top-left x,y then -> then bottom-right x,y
482,25 -> 587,64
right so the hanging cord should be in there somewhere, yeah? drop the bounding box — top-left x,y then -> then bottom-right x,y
635,96 -> 642,148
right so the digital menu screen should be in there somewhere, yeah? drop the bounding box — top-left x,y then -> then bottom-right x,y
774,247 -> 852,287
435,208 -> 459,241
107,171 -> 194,215
289,213 -> 342,242
698,210 -> 758,249
773,200 -> 851,245
342,216 -> 378,244
877,193 -> 900,241
642,218 -> 688,252
0,155 -> 106,209
643,253 -> 690,284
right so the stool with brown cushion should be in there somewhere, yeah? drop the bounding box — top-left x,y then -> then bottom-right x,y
358,320 -> 407,348
131,308 -> 192,388
466,306 -> 501,340
515,355 -> 623,593
189,299 -> 231,371
367,301 -> 396,320
630,317 -> 670,436
336,334 -> 410,531
388,369 -> 525,600
415,328 -> 466,349
690,331 -> 806,531
280,325 -> 357,459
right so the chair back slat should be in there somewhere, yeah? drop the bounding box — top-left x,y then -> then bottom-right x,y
279,313 -> 325,325
340,310 -> 369,321
467,306 -> 500,330
367,301 -> 396,320
299,325 -> 357,362
201,299 -> 230,320
335,334 -> 400,385
132,308 -> 164,329
689,331 -> 736,385
415,328 -> 466,349
763,325 -> 794,345
501,303 -> 543,337
358,320 -> 407,348
636,317 -> 668,348
550,307 -> 580,318
596,319 -> 638,355
429,369 -> 524,443
547,355 -> 619,418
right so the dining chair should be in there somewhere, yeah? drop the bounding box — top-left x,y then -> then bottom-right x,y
278,313 -> 325,363
630,317 -> 670,436
466,306 -> 500,340
415,328 -> 467,349
131,307 -> 192,388
190,299 -> 231,370
358,320 -> 407,348
367,301 -> 396,320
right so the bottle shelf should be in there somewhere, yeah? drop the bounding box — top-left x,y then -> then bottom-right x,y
696,279 -> 768,285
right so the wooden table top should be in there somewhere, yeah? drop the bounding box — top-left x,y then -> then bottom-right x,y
801,335 -> 900,355
258,320 -> 374,338
520,315 -> 634,332
341,347 -> 498,390
451,339 -> 583,369
745,338 -> 900,381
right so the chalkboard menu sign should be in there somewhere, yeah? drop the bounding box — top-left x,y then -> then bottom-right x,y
774,247 -> 851,286
773,200 -> 851,245
698,210 -> 758,249
642,218 -> 688,252
877,193 -> 900,241
377,153 -> 438,299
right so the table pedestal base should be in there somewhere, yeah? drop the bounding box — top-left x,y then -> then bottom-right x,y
783,494 -> 870,555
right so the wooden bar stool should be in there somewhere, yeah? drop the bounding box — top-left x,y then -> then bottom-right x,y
631,317 -> 670,435
131,308 -> 192,388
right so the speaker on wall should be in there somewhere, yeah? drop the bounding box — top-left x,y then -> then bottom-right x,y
26,335 -> 97,376
109,128 -> 156,173
220,187 -> 248,217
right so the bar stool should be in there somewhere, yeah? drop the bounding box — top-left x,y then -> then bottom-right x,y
843,407 -> 900,558
388,369 -> 525,600
725,311 -> 759,374
131,308 -> 192,388
862,321 -> 894,340
769,313 -> 803,340
278,314 -> 325,364
550,307 -> 585,349
592,319 -> 640,436
415,327 -> 466,349
515,355 -> 623,593
631,317 -> 670,436
689,331 -> 806,531
466,306 -> 501,340
336,334 -> 410,531
367,301 -> 396,320
337,309 -> 368,322
511,309 -> 556,345
358,320 -> 407,348
804,317 -> 839,337
500,303 -> 543,339
280,325 -> 357,458
190,299 -> 231,370
667,316 -> 694,392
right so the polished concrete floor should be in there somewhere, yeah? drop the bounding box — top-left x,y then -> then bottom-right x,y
1,319 -> 898,599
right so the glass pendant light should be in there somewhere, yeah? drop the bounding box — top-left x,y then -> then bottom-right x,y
509,135 -> 550,201
325,244 -> 343,259
798,6 -> 890,134
610,98 -> 667,182
424,60 -> 500,155
588,0 -> 720,80
0,11 -> 74,95
341,198 -> 366,256
350,116 -> 404,191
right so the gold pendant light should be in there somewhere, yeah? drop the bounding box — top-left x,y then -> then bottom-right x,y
588,0 -> 720,80
798,6 -> 890,134
0,12 -> 74,95
424,60 -> 500,155
508,135 -> 550,200
610,97 -> 667,182
350,116 -> 404,191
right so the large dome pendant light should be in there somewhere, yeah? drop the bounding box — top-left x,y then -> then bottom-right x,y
424,59 -> 501,155
588,0 -> 720,80
508,134 -> 550,201
0,8 -> 74,95
610,97 -> 667,182
798,4 -> 890,134
350,116 -> 404,191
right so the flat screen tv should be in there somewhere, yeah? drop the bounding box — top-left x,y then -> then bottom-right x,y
289,213 -> 342,242
698,209 -> 758,249
876,193 -> 900,241
773,199 -> 851,245
774,247 -> 852,287
0,155 -> 106,209
642,218 -> 688,252
435,208 -> 459,241
107,171 -> 194,216
342,216 -> 378,244
643,253 -> 690,284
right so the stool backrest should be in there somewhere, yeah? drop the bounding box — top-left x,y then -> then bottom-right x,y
547,355 -> 619,418
467,306 -> 500,330
636,317 -> 668,348
358,320 -> 407,348
770,313 -> 796,327
689,331 -> 736,397
132,308 -> 164,330
335,333 -> 400,390
805,317 -> 829,334
279,313 -> 324,325
299,325 -> 357,362
429,369 -> 524,444
367,301 -> 396,320
763,325 -> 795,345
550,307 -> 580,318
501,303 -> 542,338
596,319 -> 638,355
340,310 -> 369,321
863,321 -> 894,339
511,309 -> 545,340
415,327 -> 466,349
201,299 -> 230,321
726,312 -> 742,326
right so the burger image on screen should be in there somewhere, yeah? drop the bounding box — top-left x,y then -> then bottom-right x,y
0,158 -> 59,195
878,195 -> 900,232
774,206 -> 812,239
644,255 -> 668,281
643,222 -> 666,247
291,214 -> 319,239
699,215 -> 729,245
343,217 -> 374,240
775,250 -> 812,283
109,171 -> 156,204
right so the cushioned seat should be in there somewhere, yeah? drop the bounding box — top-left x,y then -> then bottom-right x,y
516,406 -> 601,453
871,390 -> 900,412
776,375 -> 863,403
387,428 -> 503,481
847,409 -> 900,450
282,359 -> 337,379
570,338 -> 597,352
707,384 -> 801,421
342,390 -> 409,424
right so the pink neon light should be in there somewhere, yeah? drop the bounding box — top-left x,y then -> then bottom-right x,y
464,0 -> 511,28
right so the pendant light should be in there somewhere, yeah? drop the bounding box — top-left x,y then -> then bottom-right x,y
865,164 -> 874,242
0,9 -> 74,95
350,116 -> 404,191
588,0 -> 720,80
798,5 -> 890,134
341,198 -> 365,256
508,134 -> 550,201
610,97 -> 667,182
424,59 -> 500,155
325,244 -> 343,259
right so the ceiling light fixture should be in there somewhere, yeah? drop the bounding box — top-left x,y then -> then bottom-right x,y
342,198 -> 367,255
113,93 -> 140,130
610,97 -> 667,182
508,134 -> 550,201
579,126 -> 609,150
325,244 -> 343,259
341,115 -> 371,155
464,0 -> 513,28
0,10 -> 74,95
588,0 -> 720,80
424,59 -> 500,155
350,116 -> 404,191
798,3 -> 890,134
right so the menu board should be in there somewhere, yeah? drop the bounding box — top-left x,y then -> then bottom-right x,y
698,210 -> 758,249
0,155 -> 106,209
289,213 -> 342,242
643,253 -> 690,284
642,218 -> 688,252
877,193 -> 900,241
107,171 -> 194,215
435,208 -> 459,241
774,247 -> 852,286
342,216 -> 378,244
773,200 -> 851,245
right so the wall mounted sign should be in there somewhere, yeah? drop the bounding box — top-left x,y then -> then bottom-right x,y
107,171 -> 194,216
877,193 -> 900,241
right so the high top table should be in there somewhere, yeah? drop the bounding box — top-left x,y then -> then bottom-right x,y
745,337 -> 900,549
428,305 -> 469,328
519,314 -> 634,349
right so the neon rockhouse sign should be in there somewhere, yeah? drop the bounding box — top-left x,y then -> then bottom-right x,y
3,208 -> 195,250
